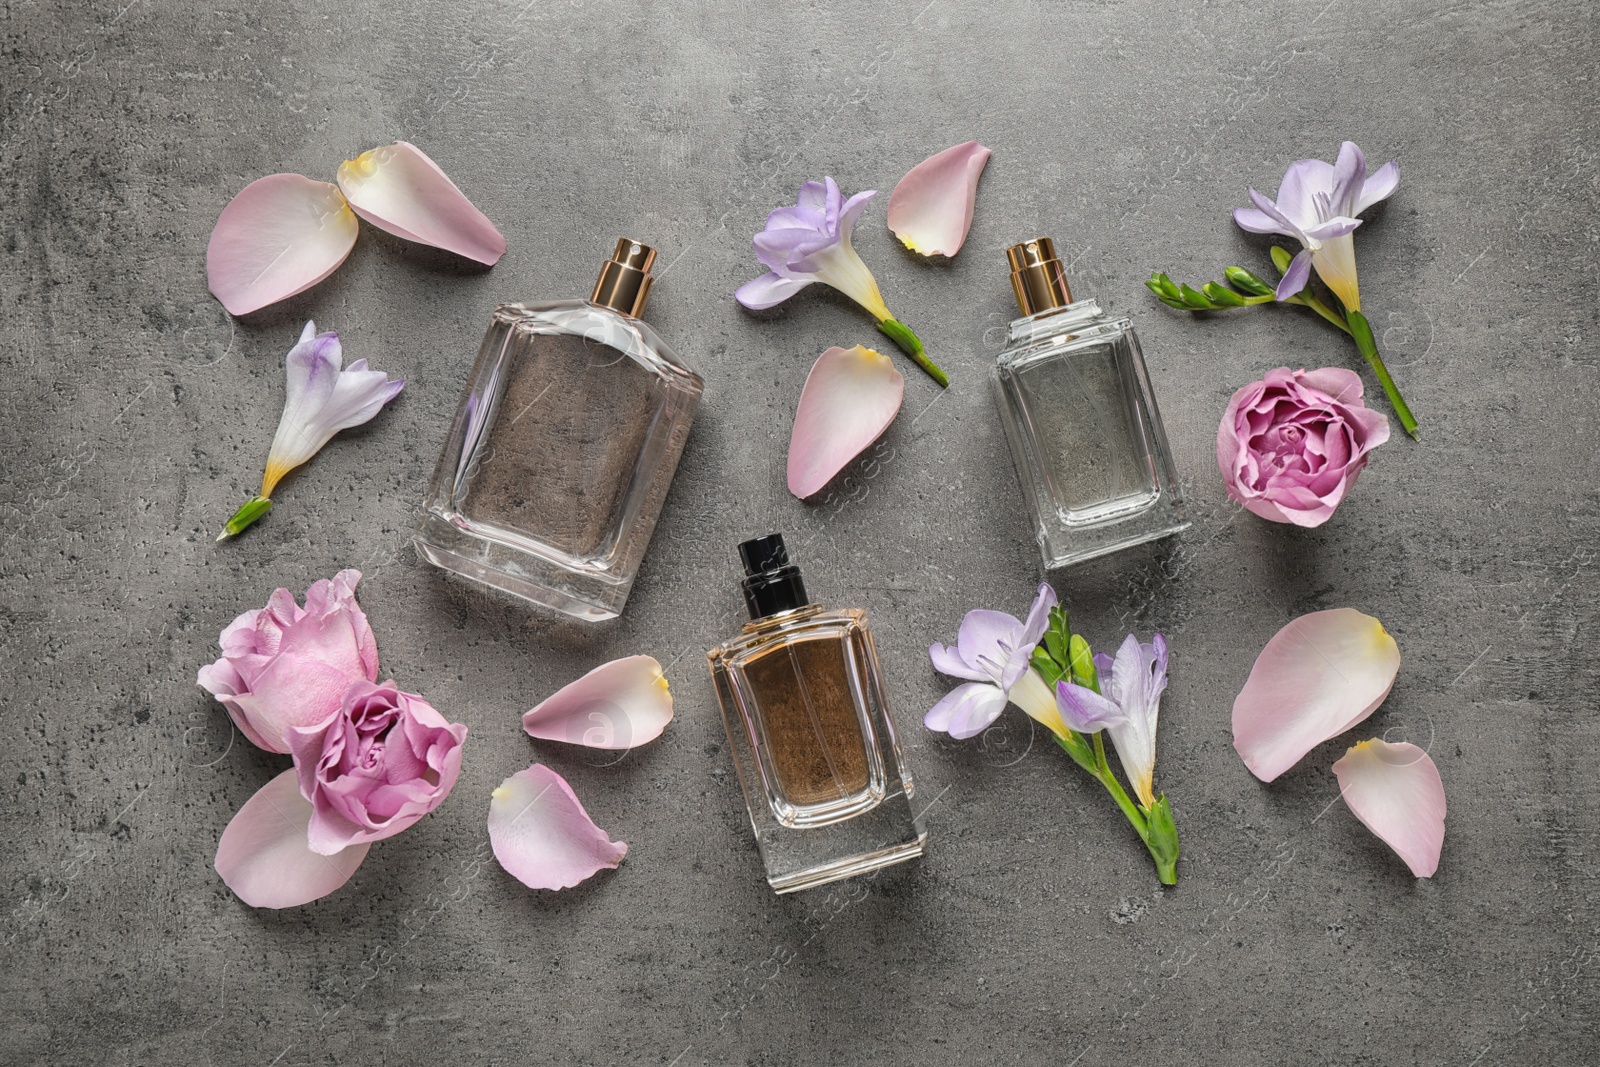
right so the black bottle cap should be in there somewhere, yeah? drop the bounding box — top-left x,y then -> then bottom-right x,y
737,533 -> 810,620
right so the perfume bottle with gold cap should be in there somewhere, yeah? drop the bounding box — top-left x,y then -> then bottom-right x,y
994,238 -> 1187,568
416,239 -> 704,621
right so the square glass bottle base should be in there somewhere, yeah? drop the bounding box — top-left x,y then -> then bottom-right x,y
756,791 -> 927,894
1039,503 -> 1190,570
413,510 -> 630,622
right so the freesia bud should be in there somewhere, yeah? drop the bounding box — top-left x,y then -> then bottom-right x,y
1068,634 -> 1099,692
1224,266 -> 1276,297
1202,282 -> 1247,307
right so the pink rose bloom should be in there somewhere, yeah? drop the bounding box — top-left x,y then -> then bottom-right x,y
196,569 -> 378,753
287,680 -> 468,855
1218,367 -> 1390,527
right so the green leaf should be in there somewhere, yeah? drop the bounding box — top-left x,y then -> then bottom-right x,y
1224,266 -> 1276,297
1158,296 -> 1192,311
1269,245 -> 1295,275
1068,634 -> 1100,693
218,495 -> 274,541
1201,282 -> 1247,307
1142,794 -> 1181,886
1177,284 -> 1214,310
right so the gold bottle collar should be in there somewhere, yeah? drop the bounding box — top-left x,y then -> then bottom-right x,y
591,238 -> 658,316
1006,237 -> 1073,316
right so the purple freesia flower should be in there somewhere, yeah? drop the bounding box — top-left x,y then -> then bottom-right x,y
1055,633 -> 1169,808
1234,141 -> 1398,310
925,584 -> 1068,739
736,177 -> 891,317
737,177 -> 948,386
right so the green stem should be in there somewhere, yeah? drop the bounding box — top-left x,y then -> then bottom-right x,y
1091,731 -> 1180,884
1287,291 -> 1353,334
1347,309 -> 1420,439
218,495 -> 273,541
876,317 -> 949,388
1091,733 -> 1147,836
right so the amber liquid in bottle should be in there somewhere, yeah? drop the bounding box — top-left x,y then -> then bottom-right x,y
707,535 -> 925,893
740,630 -> 871,806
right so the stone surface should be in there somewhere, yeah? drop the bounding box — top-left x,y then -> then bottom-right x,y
3,1 -> 1597,1064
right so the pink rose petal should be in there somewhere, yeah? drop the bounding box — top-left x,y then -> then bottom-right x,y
787,345 -> 904,499
1333,739 -> 1446,877
206,174 -> 359,316
887,141 -> 991,257
335,141 -> 505,265
487,765 -> 628,891
223,656 -> 365,753
196,569 -> 379,754
214,769 -> 370,908
522,655 -> 673,750
1232,608 -> 1400,782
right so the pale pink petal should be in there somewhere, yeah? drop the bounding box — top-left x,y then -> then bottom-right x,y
335,142 -> 505,265
487,765 -> 627,891
887,141 -> 991,257
222,655 -> 359,754
1232,608 -> 1400,782
787,345 -> 904,499
206,174 -> 358,316
214,769 -> 370,908
1333,739 -> 1446,877
522,655 -> 673,750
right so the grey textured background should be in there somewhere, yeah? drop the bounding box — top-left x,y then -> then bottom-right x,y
3,0 -> 1597,1063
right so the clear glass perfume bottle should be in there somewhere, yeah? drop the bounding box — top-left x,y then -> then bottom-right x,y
993,237 -> 1188,568
707,534 -> 926,894
416,239 -> 704,621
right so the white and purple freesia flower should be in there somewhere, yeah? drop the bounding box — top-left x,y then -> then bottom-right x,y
737,177 -> 947,386
925,583 -> 1069,739
219,320 -> 405,539
1234,141 -> 1398,310
736,177 -> 889,317
262,321 -> 405,495
1055,633 -> 1169,808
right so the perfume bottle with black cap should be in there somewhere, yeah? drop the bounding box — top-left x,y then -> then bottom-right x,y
707,534 -> 925,893
995,238 -> 1187,568
416,239 -> 704,621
